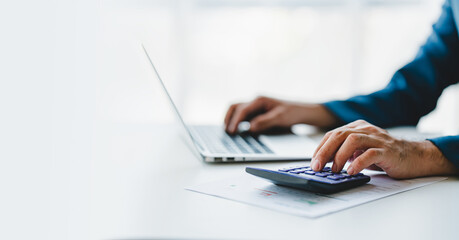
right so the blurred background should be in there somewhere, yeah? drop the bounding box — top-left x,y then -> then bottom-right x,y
99,0 -> 458,134
1,0 -> 458,239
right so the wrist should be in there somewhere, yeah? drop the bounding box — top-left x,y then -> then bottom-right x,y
297,103 -> 339,128
414,140 -> 458,177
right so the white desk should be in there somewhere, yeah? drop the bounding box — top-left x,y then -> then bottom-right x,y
3,1 -> 458,240
90,123 -> 459,240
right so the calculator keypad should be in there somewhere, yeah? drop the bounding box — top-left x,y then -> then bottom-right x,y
278,166 -> 366,182
246,165 -> 371,193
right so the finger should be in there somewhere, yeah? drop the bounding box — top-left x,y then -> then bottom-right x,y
227,98 -> 267,134
332,134 -> 382,172
312,121 -> 378,170
312,124 -> 351,159
348,150 -> 365,162
347,148 -> 384,175
224,104 -> 239,131
312,130 -> 333,160
249,107 -> 282,132
312,130 -> 350,171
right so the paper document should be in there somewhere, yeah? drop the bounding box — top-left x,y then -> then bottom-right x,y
187,172 -> 446,218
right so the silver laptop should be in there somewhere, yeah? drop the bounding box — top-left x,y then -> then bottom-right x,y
143,44 -> 317,162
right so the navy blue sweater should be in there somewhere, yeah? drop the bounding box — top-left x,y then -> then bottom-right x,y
323,0 -> 459,169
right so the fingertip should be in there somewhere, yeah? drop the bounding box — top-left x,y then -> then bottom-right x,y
312,160 -> 320,171
331,163 -> 337,172
225,127 -> 232,135
347,166 -> 354,175
228,122 -> 236,134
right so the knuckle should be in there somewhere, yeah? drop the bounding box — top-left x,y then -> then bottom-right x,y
277,105 -> 287,112
361,125 -> 376,132
238,105 -> 250,115
255,96 -> 267,102
274,108 -> 283,116
232,105 -> 243,114
347,133 -> 361,143
227,105 -> 236,113
233,110 -> 247,121
234,102 -> 243,107
380,131 -> 391,139
236,109 -> 246,117
365,148 -> 380,158
380,148 -> 389,155
368,125 -> 379,132
334,129 -> 347,139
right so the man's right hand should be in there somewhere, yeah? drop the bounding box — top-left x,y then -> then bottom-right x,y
224,96 -> 338,134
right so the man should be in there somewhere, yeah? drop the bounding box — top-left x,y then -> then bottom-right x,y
224,0 -> 459,179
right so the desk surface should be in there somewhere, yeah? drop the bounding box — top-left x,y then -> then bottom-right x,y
89,123 -> 459,240
3,1 -> 458,239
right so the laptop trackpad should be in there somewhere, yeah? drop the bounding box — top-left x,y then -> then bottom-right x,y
259,134 -> 317,157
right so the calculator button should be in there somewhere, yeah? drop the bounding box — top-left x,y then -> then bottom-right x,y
304,170 -> 315,175
288,166 -> 301,170
290,169 -> 306,174
323,167 -> 331,172
327,175 -> 345,180
291,167 -> 302,170
315,172 -> 330,177
278,168 -> 290,172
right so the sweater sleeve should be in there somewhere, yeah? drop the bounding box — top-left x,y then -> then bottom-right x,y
428,136 -> 459,169
323,0 -> 459,128
322,0 -> 459,167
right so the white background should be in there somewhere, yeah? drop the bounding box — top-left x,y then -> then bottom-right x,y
98,0 -> 458,134
0,0 -> 458,239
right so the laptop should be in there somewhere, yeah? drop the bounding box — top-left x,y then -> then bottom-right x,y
143,44 -> 317,162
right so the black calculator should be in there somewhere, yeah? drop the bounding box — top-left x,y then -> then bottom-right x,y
246,165 -> 371,194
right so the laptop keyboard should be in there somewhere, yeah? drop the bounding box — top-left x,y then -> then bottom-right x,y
191,126 -> 273,154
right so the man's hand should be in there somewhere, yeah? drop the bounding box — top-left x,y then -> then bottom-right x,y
311,120 -> 457,179
224,96 -> 337,134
